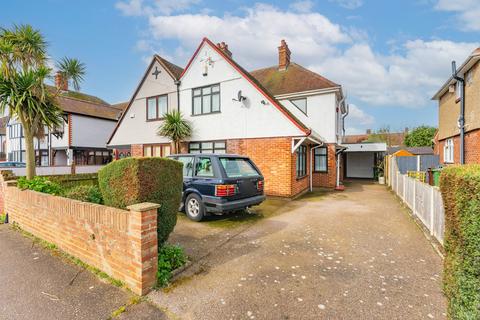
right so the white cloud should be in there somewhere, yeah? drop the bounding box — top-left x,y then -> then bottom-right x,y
348,104 -> 374,126
116,0 -> 200,16
330,0 -> 363,9
312,39 -> 478,108
435,0 -> 480,31
290,1 -> 315,13
147,3 -> 350,67
119,2 -> 478,112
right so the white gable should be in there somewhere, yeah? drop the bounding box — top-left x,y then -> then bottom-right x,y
179,41 -> 307,141
109,58 -> 178,146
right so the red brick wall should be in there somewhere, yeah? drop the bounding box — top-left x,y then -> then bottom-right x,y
4,183 -> 158,295
438,129 -> 480,165
312,144 -> 338,188
227,137 -> 294,197
131,144 -> 143,157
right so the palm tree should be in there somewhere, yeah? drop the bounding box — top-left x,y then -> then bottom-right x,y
56,57 -> 86,91
157,111 -> 192,153
0,24 -> 85,179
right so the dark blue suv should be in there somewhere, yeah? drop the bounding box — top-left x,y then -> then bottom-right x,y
168,154 -> 266,221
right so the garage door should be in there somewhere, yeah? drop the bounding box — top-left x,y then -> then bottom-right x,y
346,152 -> 374,178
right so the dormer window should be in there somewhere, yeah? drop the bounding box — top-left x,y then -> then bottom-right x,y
291,98 -> 307,115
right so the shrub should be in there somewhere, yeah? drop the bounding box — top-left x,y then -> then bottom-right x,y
17,176 -> 63,195
46,173 -> 98,189
98,157 -> 183,246
440,165 -> 480,319
157,244 -> 187,287
63,185 -> 103,204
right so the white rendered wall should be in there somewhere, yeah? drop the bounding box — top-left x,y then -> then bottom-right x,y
71,114 -> 116,148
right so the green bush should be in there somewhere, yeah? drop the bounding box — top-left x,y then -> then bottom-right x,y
17,176 -> 63,195
46,173 -> 98,189
440,165 -> 480,319
63,185 -> 103,204
157,244 -> 187,287
98,157 -> 183,246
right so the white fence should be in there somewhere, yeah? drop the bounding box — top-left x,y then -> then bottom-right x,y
388,156 -> 445,245
9,165 -> 103,176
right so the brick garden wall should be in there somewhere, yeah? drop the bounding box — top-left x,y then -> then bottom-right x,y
3,180 -> 158,295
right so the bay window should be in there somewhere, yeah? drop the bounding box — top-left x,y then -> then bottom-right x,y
296,145 -> 307,178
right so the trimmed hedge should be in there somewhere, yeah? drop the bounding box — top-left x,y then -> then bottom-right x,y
46,173 -> 98,189
440,165 -> 480,319
98,157 -> 183,246
63,185 -> 103,204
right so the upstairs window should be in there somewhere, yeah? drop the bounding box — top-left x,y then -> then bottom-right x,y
192,84 -> 220,115
146,95 -> 168,121
444,138 -> 454,163
291,98 -> 307,115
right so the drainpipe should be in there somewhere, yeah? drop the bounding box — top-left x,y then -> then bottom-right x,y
342,103 -> 349,138
310,143 -> 324,192
452,61 -> 465,165
174,80 -> 181,112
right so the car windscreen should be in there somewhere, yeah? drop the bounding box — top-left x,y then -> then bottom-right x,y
219,157 -> 259,178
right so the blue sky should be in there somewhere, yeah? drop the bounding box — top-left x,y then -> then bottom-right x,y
2,0 -> 480,134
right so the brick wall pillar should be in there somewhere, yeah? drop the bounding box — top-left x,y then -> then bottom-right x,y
126,202 -> 159,295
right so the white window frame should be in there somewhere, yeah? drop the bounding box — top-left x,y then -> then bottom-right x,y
444,138 -> 454,163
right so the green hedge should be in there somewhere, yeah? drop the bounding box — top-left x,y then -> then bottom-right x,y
63,185 -> 103,204
46,173 -> 98,190
98,157 -> 183,246
440,165 -> 480,319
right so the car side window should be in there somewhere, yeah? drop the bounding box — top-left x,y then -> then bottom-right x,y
177,156 -> 194,177
195,157 -> 214,177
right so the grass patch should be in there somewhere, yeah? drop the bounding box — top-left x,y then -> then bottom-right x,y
11,222 -> 125,289
156,244 -> 188,288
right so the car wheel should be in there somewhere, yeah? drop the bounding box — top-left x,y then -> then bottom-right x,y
185,193 -> 205,222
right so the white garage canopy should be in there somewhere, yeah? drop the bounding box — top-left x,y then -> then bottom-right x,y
342,143 -> 387,179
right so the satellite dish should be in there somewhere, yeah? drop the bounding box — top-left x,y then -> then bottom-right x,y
235,90 -> 246,102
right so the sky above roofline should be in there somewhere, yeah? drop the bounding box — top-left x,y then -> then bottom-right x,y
2,0 -> 480,134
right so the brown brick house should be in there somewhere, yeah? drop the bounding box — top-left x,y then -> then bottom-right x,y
432,48 -> 480,165
108,38 -> 348,197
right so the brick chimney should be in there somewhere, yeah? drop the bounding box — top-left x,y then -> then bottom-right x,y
278,39 -> 291,71
216,42 -> 232,58
55,72 -> 68,91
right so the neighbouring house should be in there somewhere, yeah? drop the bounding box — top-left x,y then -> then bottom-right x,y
0,116 -> 9,161
108,38 -> 348,197
432,48 -> 480,165
6,73 -> 125,167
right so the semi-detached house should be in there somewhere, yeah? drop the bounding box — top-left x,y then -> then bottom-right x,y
108,38 -> 348,197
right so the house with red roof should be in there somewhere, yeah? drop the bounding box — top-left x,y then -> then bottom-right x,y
108,38 -> 348,197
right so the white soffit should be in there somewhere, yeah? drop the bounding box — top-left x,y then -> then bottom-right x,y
343,143 -> 387,152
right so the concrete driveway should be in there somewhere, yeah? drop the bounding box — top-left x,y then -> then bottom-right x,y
150,181 -> 446,320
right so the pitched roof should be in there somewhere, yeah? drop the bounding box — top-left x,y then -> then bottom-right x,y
56,95 -> 121,120
250,63 -> 339,96
343,132 -> 405,146
180,38 -> 310,134
387,146 -> 434,155
155,55 -> 183,80
111,101 -> 129,111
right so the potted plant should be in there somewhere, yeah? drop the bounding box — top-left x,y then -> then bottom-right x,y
377,159 -> 385,185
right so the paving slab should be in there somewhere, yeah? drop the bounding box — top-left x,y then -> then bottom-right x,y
0,224 -> 165,320
150,181 -> 446,320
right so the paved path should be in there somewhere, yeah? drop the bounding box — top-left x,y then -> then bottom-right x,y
150,181 -> 446,320
0,224 -> 166,320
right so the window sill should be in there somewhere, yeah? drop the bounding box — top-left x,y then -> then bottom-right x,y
146,117 -> 165,122
296,175 -> 307,180
313,170 -> 328,174
191,111 -> 221,117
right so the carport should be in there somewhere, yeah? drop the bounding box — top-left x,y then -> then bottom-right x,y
342,142 -> 387,179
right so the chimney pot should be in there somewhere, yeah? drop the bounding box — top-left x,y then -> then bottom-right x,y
216,41 -> 232,58
55,72 -> 68,91
278,39 -> 291,71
